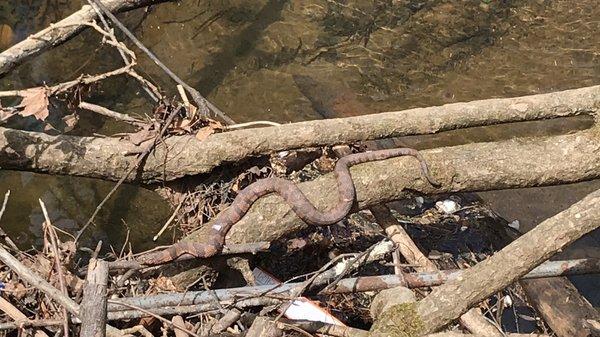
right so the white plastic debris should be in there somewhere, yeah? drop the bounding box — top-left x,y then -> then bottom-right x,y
503,294 -> 513,307
508,220 -> 520,231
435,199 -> 460,214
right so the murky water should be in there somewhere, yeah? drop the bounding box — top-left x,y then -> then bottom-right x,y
0,0 -> 599,302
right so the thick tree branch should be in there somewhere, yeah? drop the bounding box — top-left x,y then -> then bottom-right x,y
182,128 -> 600,248
370,187 -> 600,335
1,85 -> 599,183
0,0 -> 171,76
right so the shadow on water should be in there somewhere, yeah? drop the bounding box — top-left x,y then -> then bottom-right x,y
192,0 -> 289,96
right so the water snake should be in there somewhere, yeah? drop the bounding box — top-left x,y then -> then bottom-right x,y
138,148 -> 438,265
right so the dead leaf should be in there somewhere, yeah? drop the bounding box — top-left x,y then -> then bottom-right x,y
4,282 -> 28,300
208,119 -> 224,130
17,87 -> 50,121
173,118 -> 192,133
62,113 -> 79,132
195,126 -> 215,141
0,108 -> 15,122
127,125 -> 155,145
151,276 -> 178,292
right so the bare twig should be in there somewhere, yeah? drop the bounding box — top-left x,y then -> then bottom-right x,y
225,121 -> 281,130
107,300 -> 200,337
79,102 -> 146,125
0,190 -> 19,251
75,106 -> 181,242
39,199 -> 70,337
0,243 -> 124,336
88,0 -> 235,124
370,205 -> 502,336
153,199 -> 184,241
105,257 -> 600,314
0,0 -> 172,76
0,297 -> 50,337
86,0 -> 160,102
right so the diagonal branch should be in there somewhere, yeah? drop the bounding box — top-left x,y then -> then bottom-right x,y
0,0 -> 172,76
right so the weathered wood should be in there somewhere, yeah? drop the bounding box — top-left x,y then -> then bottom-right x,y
0,297 -> 50,337
0,0 -> 171,76
371,188 -> 600,335
521,277 -> 600,337
183,127 -> 600,250
0,245 -> 124,337
80,259 -> 109,337
245,317 -> 282,337
1,85 -> 599,182
371,206 -> 503,337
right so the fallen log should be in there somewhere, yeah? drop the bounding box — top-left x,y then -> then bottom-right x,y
370,188 -> 600,335
0,0 -> 171,76
80,259 -> 109,337
1,85 -> 599,183
521,277 -> 600,337
182,127 -> 600,250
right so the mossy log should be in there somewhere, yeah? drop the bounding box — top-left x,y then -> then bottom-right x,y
371,188 -> 600,335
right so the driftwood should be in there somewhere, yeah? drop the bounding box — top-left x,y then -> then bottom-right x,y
0,297 -> 49,337
80,259 -> 109,337
371,205 -> 503,337
0,245 -> 125,337
180,127 -> 600,256
370,188 -> 600,335
1,85 -> 599,183
521,277 -> 600,337
0,0 -> 171,76
101,258 -> 598,317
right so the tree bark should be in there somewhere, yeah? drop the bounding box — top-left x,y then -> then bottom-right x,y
0,246 -> 124,337
0,0 -> 171,76
370,188 -> 600,335
521,277 -> 600,337
80,259 -> 109,337
1,85 -> 599,183
182,128 -> 600,248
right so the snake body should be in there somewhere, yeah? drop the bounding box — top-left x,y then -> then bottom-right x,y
138,148 -> 437,265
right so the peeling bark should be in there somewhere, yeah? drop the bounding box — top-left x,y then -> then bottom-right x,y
1,85 -> 599,183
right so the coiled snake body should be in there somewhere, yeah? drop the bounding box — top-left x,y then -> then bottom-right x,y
138,148 -> 438,265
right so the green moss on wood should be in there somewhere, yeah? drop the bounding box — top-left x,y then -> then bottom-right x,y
369,302 -> 424,337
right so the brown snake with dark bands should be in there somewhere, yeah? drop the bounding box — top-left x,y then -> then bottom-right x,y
138,148 -> 438,265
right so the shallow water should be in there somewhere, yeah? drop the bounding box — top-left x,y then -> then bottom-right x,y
0,0 -> 598,302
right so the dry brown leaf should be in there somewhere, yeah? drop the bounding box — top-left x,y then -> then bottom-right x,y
0,108 -> 14,122
4,282 -> 28,300
17,87 -> 50,121
173,118 -> 192,133
151,276 -> 178,292
127,126 -> 155,145
62,113 -> 79,132
195,126 -> 215,141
